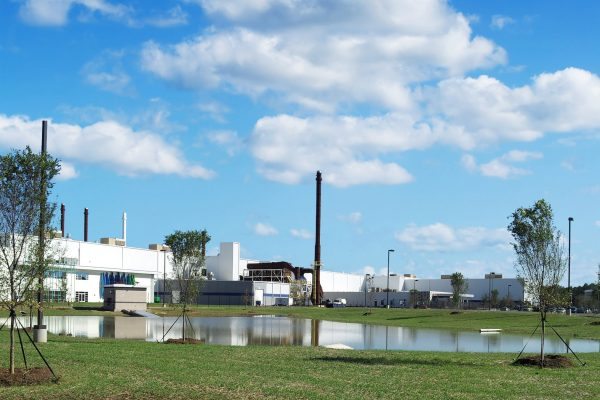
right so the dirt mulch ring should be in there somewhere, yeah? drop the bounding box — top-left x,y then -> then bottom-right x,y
589,321 -> 600,326
165,338 -> 204,345
0,368 -> 58,386
450,311 -> 463,315
513,354 -> 574,368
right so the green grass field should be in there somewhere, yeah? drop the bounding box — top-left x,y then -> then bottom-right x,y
0,306 -> 598,398
0,334 -> 597,400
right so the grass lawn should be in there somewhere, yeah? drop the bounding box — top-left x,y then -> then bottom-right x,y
0,332 -> 598,400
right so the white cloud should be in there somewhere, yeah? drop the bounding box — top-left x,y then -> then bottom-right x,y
490,15 -> 515,30
142,0 -> 505,111
141,0 -> 600,187
290,228 -> 312,240
254,222 -> 278,236
206,130 -> 243,156
145,5 -> 188,28
82,51 -> 132,95
251,114 -> 418,186
197,102 -> 230,123
0,114 -> 214,179
56,161 -> 79,181
427,68 -> 600,149
462,150 -> 542,179
19,0 -> 131,26
395,223 -> 510,252
595,221 -> 600,228
339,212 -> 362,224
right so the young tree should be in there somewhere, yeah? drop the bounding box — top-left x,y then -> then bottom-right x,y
164,230 -> 206,341
491,289 -> 499,308
0,147 -> 59,374
508,199 -> 568,366
450,272 -> 468,309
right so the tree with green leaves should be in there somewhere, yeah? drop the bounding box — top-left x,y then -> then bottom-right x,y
0,147 -> 60,374
164,230 -> 206,341
491,289 -> 499,308
508,199 -> 568,366
450,272 -> 468,309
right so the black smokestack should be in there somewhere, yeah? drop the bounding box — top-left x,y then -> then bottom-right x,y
60,203 -> 65,237
314,170 -> 322,305
84,208 -> 89,242
41,120 -> 47,153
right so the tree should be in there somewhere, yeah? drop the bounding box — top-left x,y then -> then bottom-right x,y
491,289 -> 499,308
0,147 -> 60,374
508,199 -> 568,366
164,230 -> 206,341
450,272 -> 468,309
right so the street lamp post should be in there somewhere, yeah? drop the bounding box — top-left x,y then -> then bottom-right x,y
568,217 -> 573,315
386,249 -> 394,308
414,279 -> 419,308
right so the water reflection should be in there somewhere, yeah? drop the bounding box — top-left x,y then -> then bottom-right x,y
21,316 -> 600,353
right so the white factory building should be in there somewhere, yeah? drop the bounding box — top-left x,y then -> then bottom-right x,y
43,235 -> 525,308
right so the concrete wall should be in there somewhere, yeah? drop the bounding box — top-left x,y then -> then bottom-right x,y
103,286 -> 147,311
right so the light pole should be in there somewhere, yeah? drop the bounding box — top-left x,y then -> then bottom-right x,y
414,279 -> 419,308
568,217 -> 573,315
364,274 -> 369,307
386,249 -> 394,308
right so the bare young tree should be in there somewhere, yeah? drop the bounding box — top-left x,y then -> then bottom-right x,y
450,272 -> 468,309
508,199 -> 568,366
0,147 -> 59,374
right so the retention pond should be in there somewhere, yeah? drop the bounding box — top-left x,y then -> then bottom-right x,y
24,315 -> 600,353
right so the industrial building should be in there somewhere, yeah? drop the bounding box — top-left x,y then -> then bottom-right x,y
44,234 -> 524,308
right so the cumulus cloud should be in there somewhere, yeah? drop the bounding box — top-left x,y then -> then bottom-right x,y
0,114 -> 214,179
251,114 -> 418,186
19,0 -> 131,26
140,0 -> 600,187
142,0 -> 505,111
490,15 -> 515,30
254,222 -> 278,236
462,150 -> 542,179
290,228 -> 312,240
395,223 -> 510,252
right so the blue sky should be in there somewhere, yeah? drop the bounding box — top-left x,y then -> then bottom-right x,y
1,0 -> 599,285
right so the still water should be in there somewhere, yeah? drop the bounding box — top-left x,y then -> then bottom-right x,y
26,315 -> 600,353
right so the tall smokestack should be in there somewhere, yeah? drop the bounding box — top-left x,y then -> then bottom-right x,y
122,211 -> 127,245
41,120 -> 47,153
313,170 -> 322,306
35,120 -> 48,341
60,203 -> 65,237
84,208 -> 89,242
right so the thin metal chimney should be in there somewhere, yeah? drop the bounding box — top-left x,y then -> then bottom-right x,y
60,203 -> 65,237
122,211 -> 127,245
35,120 -> 48,340
84,208 -> 89,242
313,170 -> 322,306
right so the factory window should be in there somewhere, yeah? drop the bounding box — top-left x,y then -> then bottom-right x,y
45,270 -> 66,279
75,291 -> 88,302
45,290 -> 66,303
76,272 -> 89,280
